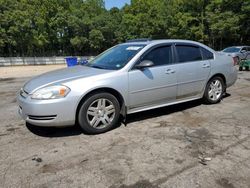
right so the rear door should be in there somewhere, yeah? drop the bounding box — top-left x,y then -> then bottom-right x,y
174,43 -> 211,99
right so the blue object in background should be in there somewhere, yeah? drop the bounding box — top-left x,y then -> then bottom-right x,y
79,58 -> 88,65
65,57 -> 78,67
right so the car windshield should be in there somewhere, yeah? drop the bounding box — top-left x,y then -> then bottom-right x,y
223,47 -> 241,53
86,44 -> 145,70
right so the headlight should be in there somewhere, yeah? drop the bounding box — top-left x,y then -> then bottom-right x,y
31,85 -> 70,100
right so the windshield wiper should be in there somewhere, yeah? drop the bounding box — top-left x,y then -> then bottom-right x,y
89,65 -> 106,69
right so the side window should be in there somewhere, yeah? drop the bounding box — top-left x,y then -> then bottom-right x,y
141,46 -> 172,66
201,48 -> 214,60
176,45 -> 202,63
241,47 -> 247,52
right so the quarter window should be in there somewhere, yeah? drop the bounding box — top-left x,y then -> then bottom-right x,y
201,48 -> 214,60
176,45 -> 202,63
141,46 -> 172,66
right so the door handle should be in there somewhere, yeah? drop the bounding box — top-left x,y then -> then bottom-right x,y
165,69 -> 176,74
202,64 -> 210,68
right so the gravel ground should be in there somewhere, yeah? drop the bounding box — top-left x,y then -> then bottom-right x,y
0,65 -> 249,188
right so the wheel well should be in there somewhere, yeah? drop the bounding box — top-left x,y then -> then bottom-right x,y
210,74 -> 226,86
75,88 -> 125,124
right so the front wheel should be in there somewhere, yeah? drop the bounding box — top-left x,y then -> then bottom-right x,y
78,92 -> 120,134
203,77 -> 225,104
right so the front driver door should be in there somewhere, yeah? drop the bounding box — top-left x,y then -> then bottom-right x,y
128,44 -> 177,110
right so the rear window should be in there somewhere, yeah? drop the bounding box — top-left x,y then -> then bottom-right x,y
176,45 -> 202,63
222,47 -> 240,53
201,48 -> 214,60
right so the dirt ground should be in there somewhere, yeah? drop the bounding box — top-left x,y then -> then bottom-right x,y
0,65 -> 249,188
0,65 -> 66,78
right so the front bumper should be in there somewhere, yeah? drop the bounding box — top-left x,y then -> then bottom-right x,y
17,93 -> 76,127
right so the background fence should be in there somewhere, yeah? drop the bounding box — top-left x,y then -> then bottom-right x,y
0,57 -> 91,66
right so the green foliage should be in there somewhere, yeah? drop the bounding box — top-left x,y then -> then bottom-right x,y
0,0 -> 249,56
89,29 -> 104,51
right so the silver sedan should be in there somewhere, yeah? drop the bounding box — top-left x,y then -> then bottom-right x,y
18,39 -> 237,134
221,46 -> 250,63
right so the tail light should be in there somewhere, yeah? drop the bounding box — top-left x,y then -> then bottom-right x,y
232,57 -> 238,66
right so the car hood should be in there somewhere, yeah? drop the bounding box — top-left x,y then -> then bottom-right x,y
23,65 -> 113,93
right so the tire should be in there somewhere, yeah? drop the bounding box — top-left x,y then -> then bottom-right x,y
78,92 -> 120,134
239,66 -> 243,71
203,76 -> 225,104
246,66 -> 249,71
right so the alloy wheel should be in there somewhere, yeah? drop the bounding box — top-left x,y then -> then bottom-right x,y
208,79 -> 223,101
86,98 -> 115,129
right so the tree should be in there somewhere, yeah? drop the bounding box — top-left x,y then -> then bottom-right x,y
89,29 -> 104,52
0,0 -> 249,56
118,0 -> 166,40
206,0 -> 240,49
239,1 -> 250,44
70,36 -> 88,54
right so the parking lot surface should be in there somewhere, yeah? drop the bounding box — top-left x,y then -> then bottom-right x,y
0,65 -> 250,188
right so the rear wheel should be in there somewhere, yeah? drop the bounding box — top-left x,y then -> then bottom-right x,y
203,77 -> 225,104
78,92 -> 120,134
239,66 -> 243,71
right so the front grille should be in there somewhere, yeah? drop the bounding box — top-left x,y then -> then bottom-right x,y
28,115 -> 57,121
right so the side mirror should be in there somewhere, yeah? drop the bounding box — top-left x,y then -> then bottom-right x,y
135,60 -> 154,69
241,50 -> 247,53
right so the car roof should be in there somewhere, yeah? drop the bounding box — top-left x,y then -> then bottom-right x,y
124,39 -> 202,45
123,39 -> 215,51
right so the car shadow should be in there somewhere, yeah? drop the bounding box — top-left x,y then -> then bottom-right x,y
126,99 -> 203,124
26,123 -> 82,137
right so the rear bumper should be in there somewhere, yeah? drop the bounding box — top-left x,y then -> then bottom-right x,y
227,67 -> 238,88
17,94 -> 76,127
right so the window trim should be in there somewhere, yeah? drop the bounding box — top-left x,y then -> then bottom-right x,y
130,43 -> 175,71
